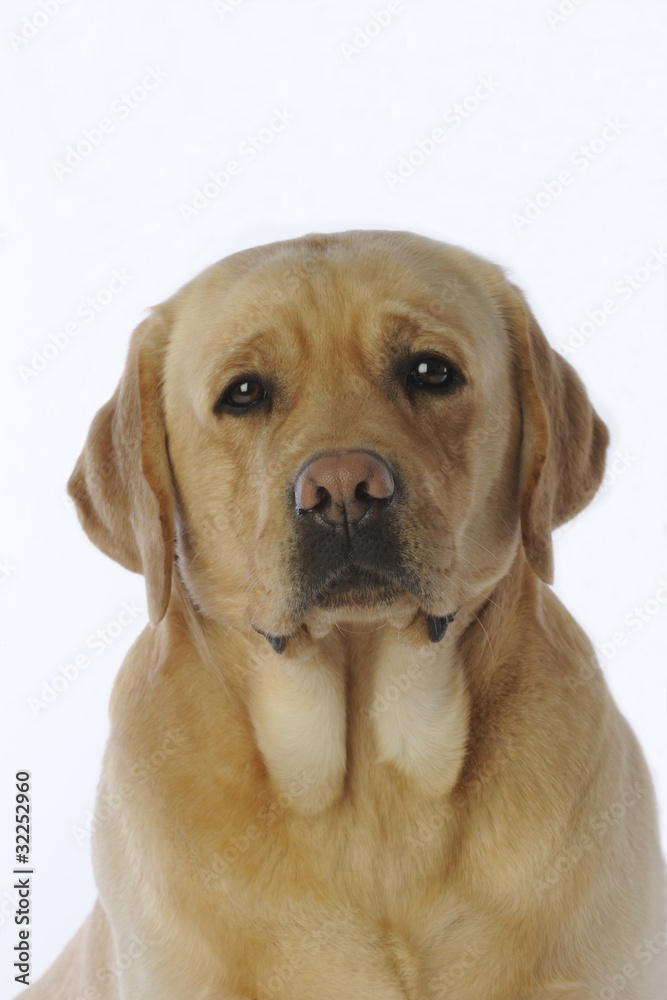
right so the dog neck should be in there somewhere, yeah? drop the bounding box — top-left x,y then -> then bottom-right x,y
163,553 -> 537,817
241,615 -> 471,814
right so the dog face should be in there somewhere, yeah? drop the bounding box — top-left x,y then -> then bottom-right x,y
68,231 -> 608,648
163,232 -> 523,646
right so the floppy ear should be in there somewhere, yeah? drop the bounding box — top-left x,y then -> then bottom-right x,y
501,284 -> 609,584
67,311 -> 174,625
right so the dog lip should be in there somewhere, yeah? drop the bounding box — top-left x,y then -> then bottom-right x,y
251,625 -> 288,654
425,611 -> 458,643
295,555 -> 440,614
327,566 -> 385,586
316,566 -> 398,597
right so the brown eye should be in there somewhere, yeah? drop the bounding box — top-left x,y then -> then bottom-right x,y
410,356 -> 450,387
216,378 -> 266,413
405,353 -> 465,396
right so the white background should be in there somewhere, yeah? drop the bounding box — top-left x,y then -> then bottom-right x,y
1,0 -> 666,994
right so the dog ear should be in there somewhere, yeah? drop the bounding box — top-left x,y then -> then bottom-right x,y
67,311 -> 174,625
501,284 -> 609,584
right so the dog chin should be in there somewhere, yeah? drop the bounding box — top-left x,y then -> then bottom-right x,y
300,597 -> 422,641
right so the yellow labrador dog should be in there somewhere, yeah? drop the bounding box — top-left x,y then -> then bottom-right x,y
23,232 -> 666,999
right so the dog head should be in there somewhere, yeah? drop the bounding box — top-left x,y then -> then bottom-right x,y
68,231 -> 608,649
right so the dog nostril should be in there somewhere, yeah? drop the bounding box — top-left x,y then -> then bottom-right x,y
313,486 -> 330,509
355,464 -> 395,501
296,479 -> 330,513
356,480 -> 373,502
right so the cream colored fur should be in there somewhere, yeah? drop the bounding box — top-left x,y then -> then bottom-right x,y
21,232 -> 666,1000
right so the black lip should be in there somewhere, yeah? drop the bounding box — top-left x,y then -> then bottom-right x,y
251,625 -> 288,654
323,567 -> 390,591
313,567 -> 402,607
426,612 -> 458,643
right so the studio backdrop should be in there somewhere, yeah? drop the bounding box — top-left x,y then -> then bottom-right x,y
1,0 -> 666,992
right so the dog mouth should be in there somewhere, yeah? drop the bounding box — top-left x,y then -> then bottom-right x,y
250,562 -> 460,653
312,567 -> 404,608
313,568 -> 458,643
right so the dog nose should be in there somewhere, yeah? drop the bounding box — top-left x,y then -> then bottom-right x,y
294,450 -> 395,525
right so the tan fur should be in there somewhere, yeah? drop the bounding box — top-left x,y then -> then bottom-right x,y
22,232 -> 666,999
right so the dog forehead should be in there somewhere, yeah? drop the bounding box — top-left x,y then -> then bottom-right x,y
177,230 -> 504,318
163,232 -> 510,410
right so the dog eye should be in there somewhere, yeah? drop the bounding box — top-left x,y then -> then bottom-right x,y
215,378 -> 267,413
408,354 -> 460,390
405,353 -> 466,396
411,356 -> 449,386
